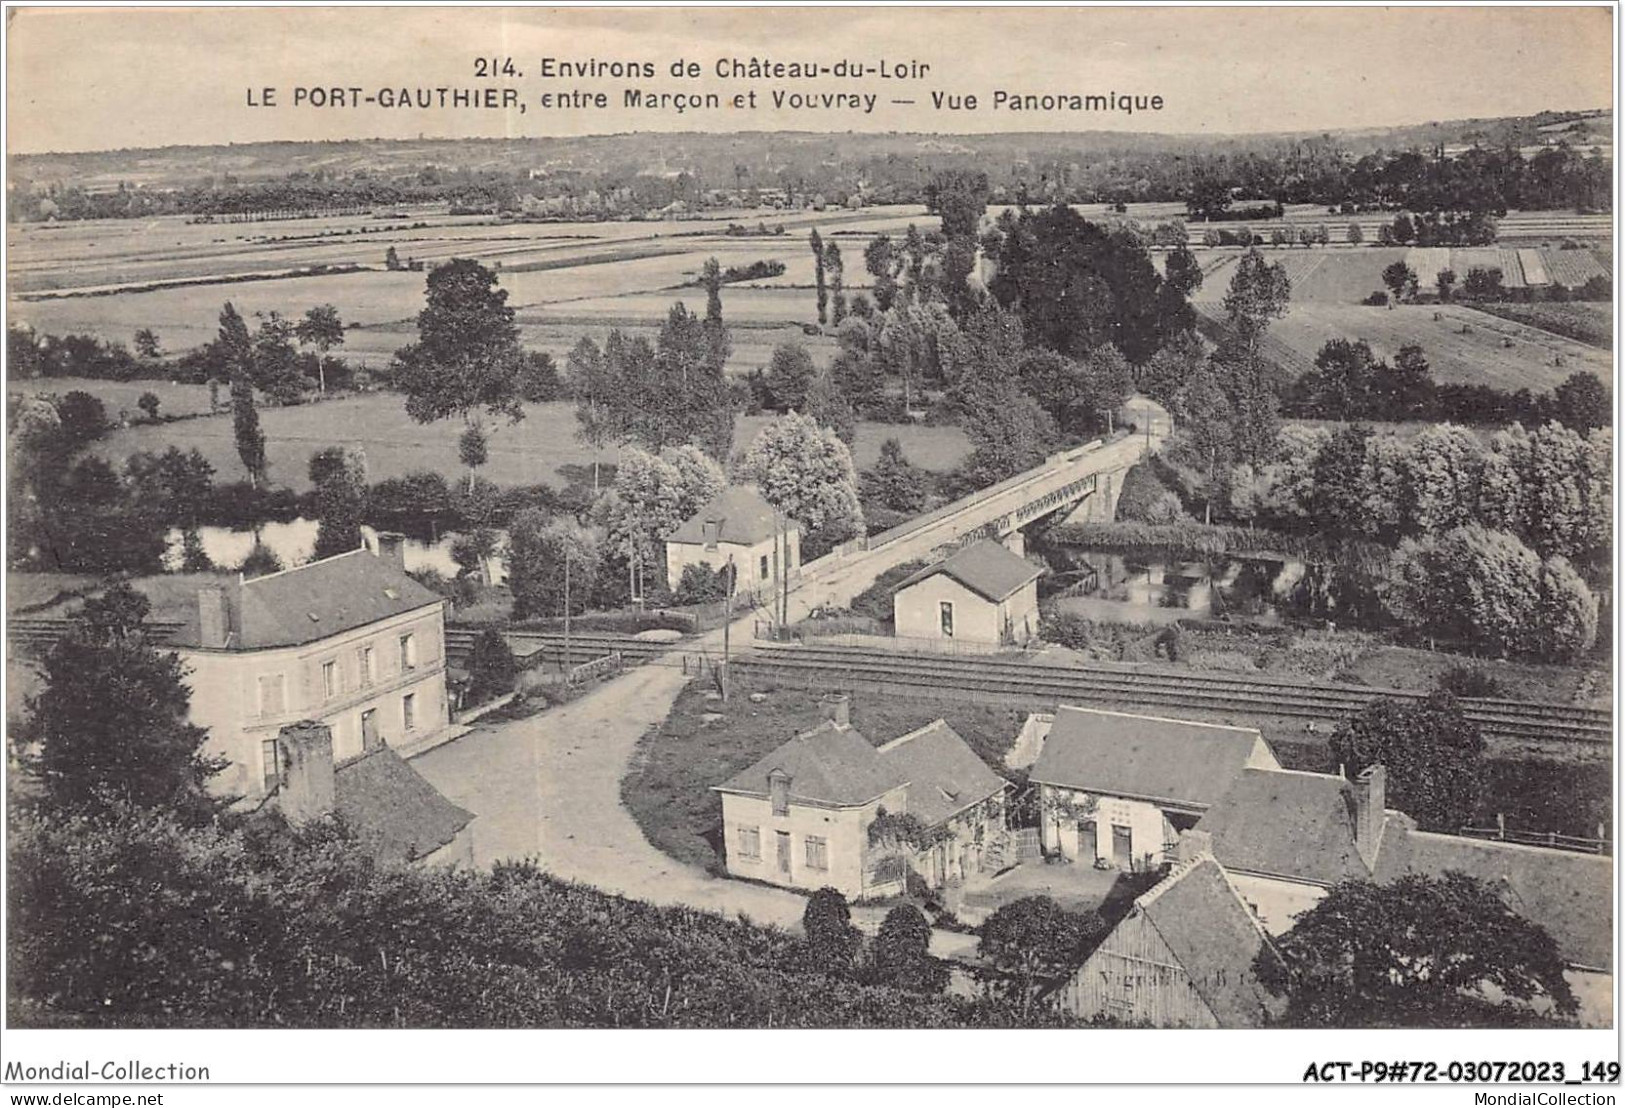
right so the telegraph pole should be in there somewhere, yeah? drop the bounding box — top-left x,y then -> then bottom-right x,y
562,549 -> 572,678
721,554 -> 733,701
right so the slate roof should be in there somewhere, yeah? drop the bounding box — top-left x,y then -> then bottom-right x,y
1195,767 -> 1376,886
156,549 -> 441,650
668,485 -> 789,546
897,539 -> 1043,603
1029,706 -> 1273,810
875,720 -> 1009,825
1375,828 -> 1613,973
715,720 -> 904,808
334,745 -> 474,865
1133,855 -> 1288,1028
715,717 -> 1006,825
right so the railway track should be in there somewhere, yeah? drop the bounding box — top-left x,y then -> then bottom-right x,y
733,644 -> 1612,745
444,630 -> 1611,745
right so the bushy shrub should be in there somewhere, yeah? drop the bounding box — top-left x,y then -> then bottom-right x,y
1435,663 -> 1506,700
673,562 -> 730,605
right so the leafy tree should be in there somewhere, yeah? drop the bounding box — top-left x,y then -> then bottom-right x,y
392,258 -> 525,427
384,245 -> 403,270
810,228 -> 827,325
986,204 -> 1180,364
1375,343 -> 1434,419
1329,692 -> 1484,832
1382,260 -> 1417,303
1137,329 -> 1207,408
56,389 -> 108,445
219,304 -> 267,487
977,896 -> 1104,1015
803,366 -> 856,446
924,169 -> 990,240
1404,423 -> 1482,533
26,583 -> 224,821
1309,425 -> 1378,537
864,233 -> 902,311
295,304 -> 345,391
1384,524 -> 1543,655
457,423 -> 489,494
467,628 -> 517,703
737,412 -> 865,557
133,328 -> 162,360
1518,422 -> 1591,560
1212,345 -> 1280,470
310,446 -> 367,561
1346,221 -> 1363,245
1268,874 -> 1577,1027
250,311 -> 308,405
508,510 -> 602,620
1435,268 -> 1457,301
1163,243 -> 1203,297
237,542 -> 284,579
567,335 -> 619,490
763,342 -> 816,412
137,391 -> 161,421
1547,371 -> 1608,435
862,437 -> 929,514
1297,338 -> 1379,417
866,905 -> 947,993
1533,555 -> 1598,662
802,887 -> 862,974
1222,248 -> 1291,355
1462,267 -> 1505,300
877,299 -> 958,411
825,241 -> 847,325
700,256 -> 724,324
517,351 -> 562,403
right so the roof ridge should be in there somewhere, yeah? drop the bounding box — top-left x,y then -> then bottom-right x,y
1057,704 -> 1262,736
875,718 -> 949,753
243,543 -> 372,586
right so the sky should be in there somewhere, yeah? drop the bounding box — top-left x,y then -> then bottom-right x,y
5,5 -> 1614,154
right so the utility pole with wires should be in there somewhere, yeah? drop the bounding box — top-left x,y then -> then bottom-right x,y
720,554 -> 734,701
562,548 -> 572,679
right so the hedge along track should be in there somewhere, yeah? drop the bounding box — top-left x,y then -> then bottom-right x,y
444,630 -> 1610,745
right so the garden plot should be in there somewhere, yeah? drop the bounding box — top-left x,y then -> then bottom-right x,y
1540,248 -> 1609,287
1516,249 -> 1551,286
1451,248 -> 1526,287
1405,247 -> 1452,290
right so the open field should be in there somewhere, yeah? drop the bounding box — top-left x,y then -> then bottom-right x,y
84,393 -> 973,490
8,208 -> 913,375
6,375 -> 219,419
1239,302 -> 1610,393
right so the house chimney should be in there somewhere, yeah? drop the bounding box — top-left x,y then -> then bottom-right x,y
376,531 -> 407,571
197,587 -> 228,648
1354,763 -> 1386,871
821,693 -> 851,729
1176,828 -> 1214,864
701,518 -> 722,549
276,720 -> 337,825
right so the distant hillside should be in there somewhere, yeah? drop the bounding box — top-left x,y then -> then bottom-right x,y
11,109 -> 1611,192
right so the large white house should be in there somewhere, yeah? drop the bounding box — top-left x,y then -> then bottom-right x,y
134,537 -> 453,802
712,697 -> 1009,898
892,539 -> 1042,645
665,484 -> 799,597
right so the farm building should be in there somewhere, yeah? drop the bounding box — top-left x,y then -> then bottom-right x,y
9,537 -> 455,805
665,484 -> 800,598
269,719 -> 473,868
1193,763 -> 1614,1026
1028,706 -> 1279,871
1053,853 -> 1287,1028
711,696 -> 1010,898
892,539 -> 1042,645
